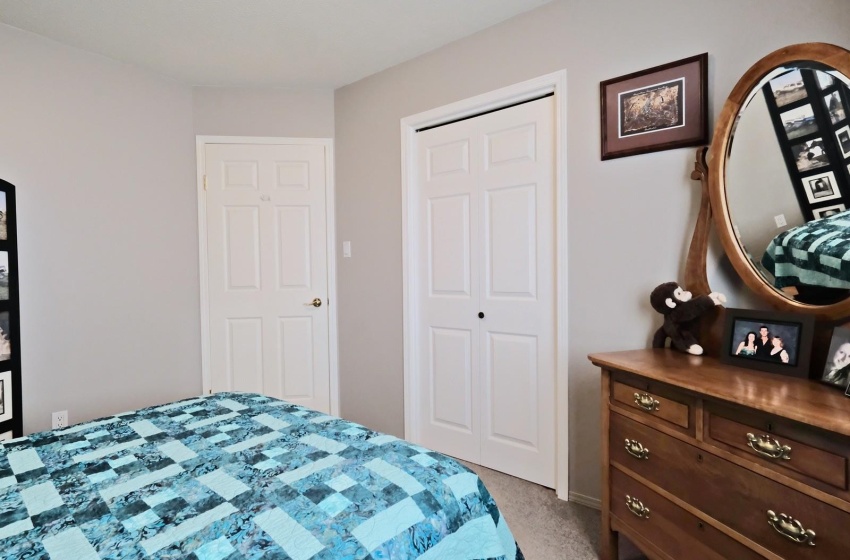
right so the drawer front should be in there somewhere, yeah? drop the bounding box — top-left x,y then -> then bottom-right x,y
611,468 -> 763,560
705,402 -> 849,493
611,412 -> 850,559
610,373 -> 693,433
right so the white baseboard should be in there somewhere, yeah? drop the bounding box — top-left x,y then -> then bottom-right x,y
568,491 -> 601,510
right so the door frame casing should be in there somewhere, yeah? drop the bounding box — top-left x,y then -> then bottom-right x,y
196,135 -> 340,417
400,71 -> 569,499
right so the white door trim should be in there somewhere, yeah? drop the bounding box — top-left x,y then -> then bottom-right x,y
400,71 -> 569,499
196,135 -> 340,417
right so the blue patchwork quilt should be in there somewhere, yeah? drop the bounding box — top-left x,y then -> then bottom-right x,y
762,210 -> 850,289
0,393 -> 523,559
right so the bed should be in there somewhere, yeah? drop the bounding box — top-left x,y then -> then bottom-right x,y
0,392 -> 523,559
761,209 -> 850,291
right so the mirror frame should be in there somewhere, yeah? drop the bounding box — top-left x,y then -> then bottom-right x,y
709,42 -> 850,320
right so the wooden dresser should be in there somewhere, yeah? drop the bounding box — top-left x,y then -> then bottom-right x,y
590,348 -> 850,560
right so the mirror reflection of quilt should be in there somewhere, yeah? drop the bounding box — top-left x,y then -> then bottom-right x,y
0,393 -> 523,559
762,211 -> 850,289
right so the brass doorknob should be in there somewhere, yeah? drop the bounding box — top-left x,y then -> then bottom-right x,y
305,298 -> 322,307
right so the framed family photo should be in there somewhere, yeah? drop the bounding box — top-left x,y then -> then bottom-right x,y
600,53 -> 708,160
821,327 -> 850,393
720,308 -> 814,377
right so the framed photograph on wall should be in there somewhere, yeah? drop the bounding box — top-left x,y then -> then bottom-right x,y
791,138 -> 829,172
770,69 -> 806,107
600,53 -> 708,160
825,91 -> 847,124
813,204 -> 846,219
802,170 -> 841,203
720,308 -> 814,377
780,104 -> 819,140
0,370 -> 12,423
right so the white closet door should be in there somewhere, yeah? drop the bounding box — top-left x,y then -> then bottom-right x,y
415,97 -> 555,486
478,99 -> 555,487
416,118 -> 482,463
205,143 -> 331,413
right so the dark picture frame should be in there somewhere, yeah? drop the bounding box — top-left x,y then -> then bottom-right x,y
0,179 -> 21,438
600,53 -> 708,160
762,66 -> 850,221
720,308 -> 814,378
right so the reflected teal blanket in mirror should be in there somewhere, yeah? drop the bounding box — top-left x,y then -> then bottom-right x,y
0,392 -> 523,559
762,210 -> 850,289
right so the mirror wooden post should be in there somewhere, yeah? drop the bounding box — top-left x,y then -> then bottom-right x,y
685,147 -> 725,357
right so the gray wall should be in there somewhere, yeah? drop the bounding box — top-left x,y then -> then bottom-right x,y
334,0 -> 850,501
726,91 -> 803,263
193,87 -> 335,138
0,24 -> 200,433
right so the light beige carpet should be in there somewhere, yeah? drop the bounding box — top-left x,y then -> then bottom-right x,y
463,461 -> 646,560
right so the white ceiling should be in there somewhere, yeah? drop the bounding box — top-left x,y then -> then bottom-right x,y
0,0 -> 551,88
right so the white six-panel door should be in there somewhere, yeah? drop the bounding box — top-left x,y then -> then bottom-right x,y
415,97 -> 555,487
204,143 -> 331,413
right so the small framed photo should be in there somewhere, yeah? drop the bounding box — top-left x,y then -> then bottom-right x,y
600,53 -> 708,160
835,124 -> 850,158
824,91 -> 847,124
0,431 -> 12,442
780,104 -> 818,140
813,204 -> 846,219
770,69 -> 806,107
0,311 -> 11,361
801,170 -> 840,204
0,370 -> 12,423
822,327 -> 850,390
0,252 -> 9,302
0,191 -> 6,242
816,70 -> 835,90
721,308 -> 814,377
791,138 -> 829,172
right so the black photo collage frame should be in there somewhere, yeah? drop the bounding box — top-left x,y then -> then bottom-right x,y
762,66 -> 850,221
0,179 -> 21,439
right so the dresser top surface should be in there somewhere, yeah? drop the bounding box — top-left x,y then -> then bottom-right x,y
589,348 -> 850,437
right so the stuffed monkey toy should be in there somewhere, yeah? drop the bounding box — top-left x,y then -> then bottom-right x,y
650,282 -> 726,355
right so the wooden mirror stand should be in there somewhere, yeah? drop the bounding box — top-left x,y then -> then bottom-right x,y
684,43 -> 850,371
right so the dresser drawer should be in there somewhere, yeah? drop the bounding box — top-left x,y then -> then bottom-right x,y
611,468 -> 762,560
610,371 -> 695,435
705,402 -> 848,492
611,412 -> 850,559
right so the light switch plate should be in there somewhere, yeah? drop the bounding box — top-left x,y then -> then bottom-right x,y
343,241 -> 351,258
774,214 -> 787,228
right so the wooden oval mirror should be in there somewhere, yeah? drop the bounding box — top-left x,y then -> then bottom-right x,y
709,43 -> 850,321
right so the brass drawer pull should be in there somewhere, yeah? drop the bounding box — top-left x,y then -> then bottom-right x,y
633,392 -> 660,412
747,433 -> 792,460
625,439 -> 650,460
767,510 -> 816,546
626,495 -> 650,519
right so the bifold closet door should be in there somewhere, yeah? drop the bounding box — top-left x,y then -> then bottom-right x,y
415,97 -> 556,487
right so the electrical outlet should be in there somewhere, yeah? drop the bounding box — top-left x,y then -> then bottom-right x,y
774,214 -> 787,228
52,410 -> 68,429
